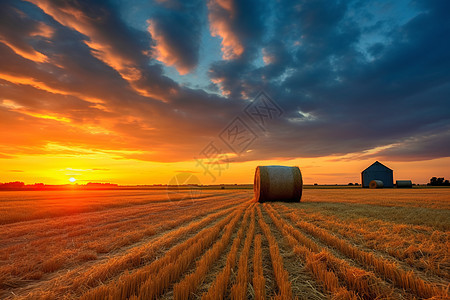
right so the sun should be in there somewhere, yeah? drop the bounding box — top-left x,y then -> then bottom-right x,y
69,177 -> 76,183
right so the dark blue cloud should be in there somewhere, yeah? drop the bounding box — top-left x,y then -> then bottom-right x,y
207,0 -> 450,161
208,0 -> 270,97
148,0 -> 204,73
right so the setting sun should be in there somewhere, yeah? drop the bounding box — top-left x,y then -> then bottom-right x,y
69,177 -> 76,183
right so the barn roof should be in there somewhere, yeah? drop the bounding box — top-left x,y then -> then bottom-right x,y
362,161 -> 393,173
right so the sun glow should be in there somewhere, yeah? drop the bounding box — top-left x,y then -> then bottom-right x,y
69,177 -> 76,183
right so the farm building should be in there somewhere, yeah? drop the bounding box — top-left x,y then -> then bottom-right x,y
361,161 -> 394,188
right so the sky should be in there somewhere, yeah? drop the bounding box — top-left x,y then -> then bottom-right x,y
0,0 -> 449,185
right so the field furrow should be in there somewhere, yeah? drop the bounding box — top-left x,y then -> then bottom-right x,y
1,188 -> 448,300
274,204 -> 449,280
264,204 -> 377,299
173,205 -> 254,299
230,206 -> 256,299
257,206 -> 294,299
79,203 -> 249,300
266,204 -> 449,299
7,200 -> 250,299
138,204 -> 248,300
252,234 -> 266,300
201,206 -> 253,300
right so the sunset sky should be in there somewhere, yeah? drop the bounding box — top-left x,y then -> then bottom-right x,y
0,0 -> 449,185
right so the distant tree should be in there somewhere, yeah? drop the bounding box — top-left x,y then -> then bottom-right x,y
428,177 -> 449,186
0,181 -> 25,189
348,183 -> 354,186
355,183 -> 359,186
314,183 -> 318,186
428,177 -> 437,186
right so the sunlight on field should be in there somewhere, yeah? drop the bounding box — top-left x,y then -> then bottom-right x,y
0,188 -> 448,299
302,188 -> 450,209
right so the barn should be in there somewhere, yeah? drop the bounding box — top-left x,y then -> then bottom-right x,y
361,161 -> 394,188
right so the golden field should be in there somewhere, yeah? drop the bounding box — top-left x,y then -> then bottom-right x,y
0,188 -> 448,299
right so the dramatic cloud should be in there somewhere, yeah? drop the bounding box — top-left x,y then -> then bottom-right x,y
0,0 -> 448,184
207,0 -> 243,60
148,0 -> 204,74
208,0 -> 450,162
25,0 -> 176,100
207,0 -> 267,60
0,0 -> 53,63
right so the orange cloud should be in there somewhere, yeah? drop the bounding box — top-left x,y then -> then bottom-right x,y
0,73 -> 119,113
22,0 -> 181,103
0,39 -> 47,63
207,0 -> 244,60
0,14 -> 52,63
26,1 -> 147,91
0,107 -> 117,156
20,111 -> 71,123
30,22 -> 54,39
0,73 -> 70,95
83,40 -> 141,81
148,20 -> 191,75
211,77 -> 230,96
1,99 -> 70,123
262,48 -> 274,65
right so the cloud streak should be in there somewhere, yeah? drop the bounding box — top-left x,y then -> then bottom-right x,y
207,0 -> 243,60
148,0 -> 204,74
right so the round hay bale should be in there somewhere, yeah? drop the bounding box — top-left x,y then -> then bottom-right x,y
254,166 -> 302,202
396,180 -> 412,188
369,180 -> 384,189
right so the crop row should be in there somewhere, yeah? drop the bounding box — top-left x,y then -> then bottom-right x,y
256,206 -> 293,299
301,189 -> 450,210
265,204 -> 448,299
20,200 -> 250,299
1,194 -> 246,292
201,205 -> 255,299
274,204 -> 449,279
282,209 -> 447,298
139,204 -> 248,299
229,206 -> 256,299
0,190 -> 246,225
173,205 -> 254,299
252,234 -> 266,300
266,205 -> 400,298
263,204 -> 364,299
80,203 -> 249,299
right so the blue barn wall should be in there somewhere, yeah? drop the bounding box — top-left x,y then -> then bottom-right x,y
361,161 -> 394,188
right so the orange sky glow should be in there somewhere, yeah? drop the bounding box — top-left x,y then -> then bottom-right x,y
1,147 -> 449,185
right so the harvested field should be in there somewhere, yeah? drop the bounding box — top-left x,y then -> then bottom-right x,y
0,188 -> 448,299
